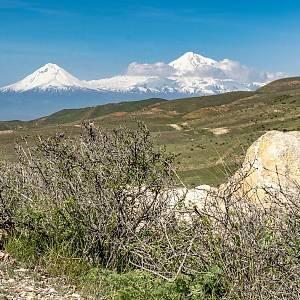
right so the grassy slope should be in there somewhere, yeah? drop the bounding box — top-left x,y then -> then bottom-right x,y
258,76 -> 300,93
0,79 -> 299,187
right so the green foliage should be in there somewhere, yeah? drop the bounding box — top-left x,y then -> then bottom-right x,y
5,233 -> 227,300
103,271 -> 225,300
5,232 -> 41,264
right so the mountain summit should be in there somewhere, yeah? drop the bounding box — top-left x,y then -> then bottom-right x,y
169,52 -> 217,74
2,63 -> 87,92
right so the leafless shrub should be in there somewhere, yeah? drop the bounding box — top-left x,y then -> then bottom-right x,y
133,168 -> 300,299
0,122 -> 177,270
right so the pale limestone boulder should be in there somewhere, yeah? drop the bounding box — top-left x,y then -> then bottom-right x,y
184,185 -> 218,209
183,131 -> 300,208
231,130 -> 300,204
167,185 -> 218,210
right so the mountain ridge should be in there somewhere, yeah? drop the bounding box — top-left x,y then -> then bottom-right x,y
1,52 -> 285,94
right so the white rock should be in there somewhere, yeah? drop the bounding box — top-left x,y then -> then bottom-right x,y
235,130 -> 300,203
182,131 -> 300,208
184,185 -> 218,209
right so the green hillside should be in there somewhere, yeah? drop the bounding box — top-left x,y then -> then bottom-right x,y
258,76 -> 300,93
0,78 -> 299,187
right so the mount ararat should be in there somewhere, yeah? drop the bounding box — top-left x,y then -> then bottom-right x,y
0,52 -> 286,120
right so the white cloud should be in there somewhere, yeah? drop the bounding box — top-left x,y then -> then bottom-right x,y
264,71 -> 287,81
216,59 -> 262,83
178,59 -> 283,83
127,62 -> 176,77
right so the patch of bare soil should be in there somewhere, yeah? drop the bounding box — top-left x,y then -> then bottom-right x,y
183,106 -> 229,120
0,259 -> 86,300
110,111 -> 127,117
0,130 -> 14,135
207,127 -> 230,135
168,124 -> 182,131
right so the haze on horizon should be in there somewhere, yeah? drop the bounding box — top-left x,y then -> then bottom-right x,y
1,0 -> 300,86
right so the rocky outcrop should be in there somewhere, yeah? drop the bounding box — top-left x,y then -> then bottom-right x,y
184,131 -> 300,209
233,130 -> 300,203
184,185 -> 218,209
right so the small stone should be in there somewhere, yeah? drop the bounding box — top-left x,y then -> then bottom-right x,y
48,287 -> 56,293
15,268 -> 28,272
0,252 -> 9,261
25,291 -> 36,299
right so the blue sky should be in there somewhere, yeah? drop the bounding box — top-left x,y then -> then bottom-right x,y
1,0 -> 300,85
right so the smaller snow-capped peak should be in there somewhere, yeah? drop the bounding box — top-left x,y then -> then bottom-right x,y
1,63 -> 88,92
169,52 -> 217,74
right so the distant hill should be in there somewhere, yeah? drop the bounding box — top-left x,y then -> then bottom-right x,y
258,77 -> 300,93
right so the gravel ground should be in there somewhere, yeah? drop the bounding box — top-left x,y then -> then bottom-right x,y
0,258 -> 86,300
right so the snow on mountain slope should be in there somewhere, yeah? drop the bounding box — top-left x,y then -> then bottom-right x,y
88,76 -> 178,93
172,76 -> 262,94
88,75 -> 151,91
1,63 -> 91,92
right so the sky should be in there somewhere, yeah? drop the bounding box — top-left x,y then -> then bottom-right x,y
1,0 -> 300,86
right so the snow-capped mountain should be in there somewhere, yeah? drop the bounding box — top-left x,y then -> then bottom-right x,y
1,63 -> 91,92
0,52 -> 286,120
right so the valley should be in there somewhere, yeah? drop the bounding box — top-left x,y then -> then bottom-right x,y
0,77 -> 299,187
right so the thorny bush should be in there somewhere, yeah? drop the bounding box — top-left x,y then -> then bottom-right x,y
0,123 -> 176,271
